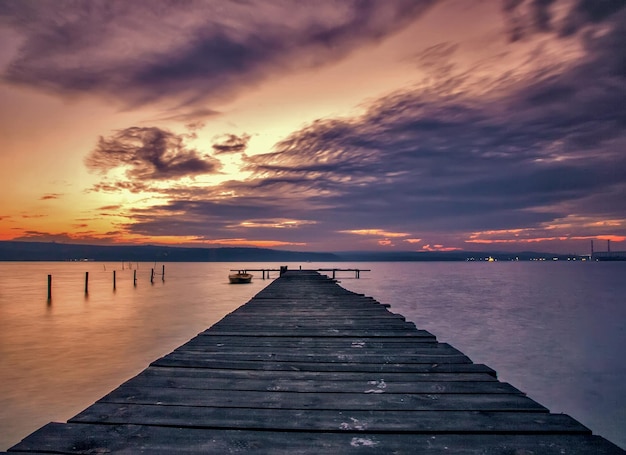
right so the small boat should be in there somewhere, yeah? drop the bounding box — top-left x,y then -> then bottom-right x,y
229,272 -> 253,284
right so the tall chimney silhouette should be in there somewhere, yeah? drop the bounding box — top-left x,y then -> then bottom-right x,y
608,239 -> 611,253
591,239 -> 594,257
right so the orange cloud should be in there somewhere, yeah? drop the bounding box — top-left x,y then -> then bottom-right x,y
40,193 -> 62,200
340,229 -> 410,238
422,244 -> 461,252
200,238 -> 306,248
467,233 -> 626,244
234,219 -> 316,229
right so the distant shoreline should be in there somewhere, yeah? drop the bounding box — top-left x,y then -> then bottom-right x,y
1,240 -> 619,262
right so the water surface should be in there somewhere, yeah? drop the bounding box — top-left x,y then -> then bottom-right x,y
1,261 -> 624,449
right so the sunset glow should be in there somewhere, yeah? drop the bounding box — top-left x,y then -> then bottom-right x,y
1,1 -> 624,254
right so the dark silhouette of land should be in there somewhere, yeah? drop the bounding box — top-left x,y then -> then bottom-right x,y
0,241 -> 594,262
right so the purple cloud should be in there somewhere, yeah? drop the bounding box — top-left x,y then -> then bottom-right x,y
501,0 -> 625,41
85,126 -> 221,181
240,5 -> 626,239
0,1 -> 437,108
212,133 -> 251,154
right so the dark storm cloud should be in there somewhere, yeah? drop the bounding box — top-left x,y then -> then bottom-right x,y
212,134 -> 251,154
501,0 -> 625,41
125,197 -> 300,239
85,126 -> 221,180
243,6 -> 626,237
0,0 -> 436,107
561,0 -> 626,36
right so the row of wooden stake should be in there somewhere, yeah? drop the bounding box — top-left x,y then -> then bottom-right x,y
46,265 -> 165,301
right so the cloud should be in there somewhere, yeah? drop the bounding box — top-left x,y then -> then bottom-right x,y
0,1 -> 437,108
240,5 -> 626,246
501,0 -> 625,41
212,133 -> 251,154
11,230 -> 120,244
85,126 -> 221,181
40,193 -> 62,200
233,219 -> 317,229
71,1 -> 623,252
14,0 -> 619,252
340,229 -> 412,238
125,197 -> 302,238
154,107 -> 220,124
192,238 -> 306,248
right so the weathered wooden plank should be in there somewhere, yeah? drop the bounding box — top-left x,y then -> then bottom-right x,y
158,351 -> 472,364
180,337 -> 455,350
138,366 -> 499,382
152,356 -> 495,374
71,405 -> 595,434
212,320 -> 415,328
11,423 -> 625,455
175,348 -> 467,361
226,308 -> 406,320
209,324 -> 421,331
187,335 -> 439,346
98,386 -> 544,411
199,329 -> 436,337
123,374 -> 519,393
234,303 -> 396,309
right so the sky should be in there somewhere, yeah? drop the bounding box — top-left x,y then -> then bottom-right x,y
0,0 -> 624,254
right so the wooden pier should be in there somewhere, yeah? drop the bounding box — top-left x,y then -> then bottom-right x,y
6,270 -> 624,453
230,267 -> 371,279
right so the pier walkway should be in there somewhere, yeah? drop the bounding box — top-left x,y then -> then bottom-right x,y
6,271 -> 624,453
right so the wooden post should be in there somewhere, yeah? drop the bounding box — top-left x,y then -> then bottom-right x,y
162,265 -> 165,281
151,268 -> 154,284
84,272 -> 89,294
113,270 -> 116,290
47,274 -> 52,301
332,269 -> 336,279
356,270 -> 360,279
133,270 -> 137,286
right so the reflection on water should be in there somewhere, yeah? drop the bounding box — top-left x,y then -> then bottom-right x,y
0,262 -> 269,449
343,261 -> 626,450
1,261 -> 625,449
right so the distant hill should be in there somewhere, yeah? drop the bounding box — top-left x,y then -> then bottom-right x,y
333,250 -> 588,261
0,241 -> 589,262
0,241 -> 339,262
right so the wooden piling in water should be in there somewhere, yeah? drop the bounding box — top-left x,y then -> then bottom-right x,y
46,274 -> 51,301
84,272 -> 89,295
13,271 -> 624,453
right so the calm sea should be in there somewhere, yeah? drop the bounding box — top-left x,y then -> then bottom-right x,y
0,261 -> 624,450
